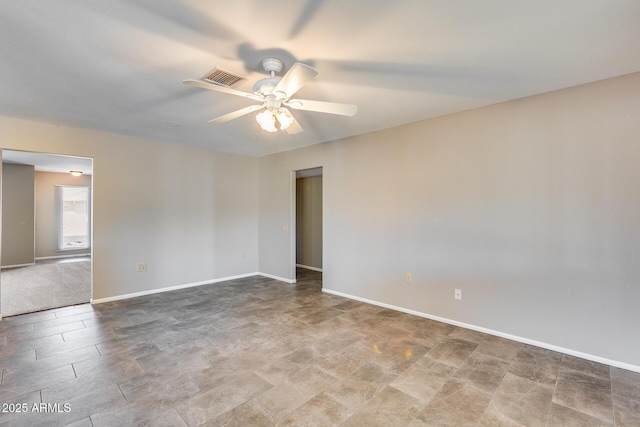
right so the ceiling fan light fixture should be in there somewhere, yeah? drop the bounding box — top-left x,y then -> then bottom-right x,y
276,108 -> 294,130
256,109 -> 277,132
186,58 -> 355,135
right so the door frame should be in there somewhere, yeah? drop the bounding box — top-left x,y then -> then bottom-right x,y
0,148 -> 94,317
290,166 -> 323,281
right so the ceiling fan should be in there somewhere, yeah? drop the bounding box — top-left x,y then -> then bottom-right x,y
183,58 -> 357,134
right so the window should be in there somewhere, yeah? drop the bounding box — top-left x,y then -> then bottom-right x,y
57,185 -> 90,250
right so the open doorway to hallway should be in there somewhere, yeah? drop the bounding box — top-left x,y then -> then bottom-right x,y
1,149 -> 93,316
295,167 -> 322,283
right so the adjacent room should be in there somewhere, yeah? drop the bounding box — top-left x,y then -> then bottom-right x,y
0,1 -> 639,425
1,150 -> 93,316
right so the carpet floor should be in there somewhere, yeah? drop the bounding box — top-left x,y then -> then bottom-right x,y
1,260 -> 91,316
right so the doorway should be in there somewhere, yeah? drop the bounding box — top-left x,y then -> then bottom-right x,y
1,149 -> 93,316
294,167 -> 323,282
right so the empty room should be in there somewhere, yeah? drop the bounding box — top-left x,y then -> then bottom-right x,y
0,1 -> 639,426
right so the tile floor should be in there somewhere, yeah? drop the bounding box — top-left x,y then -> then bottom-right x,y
0,269 -> 638,426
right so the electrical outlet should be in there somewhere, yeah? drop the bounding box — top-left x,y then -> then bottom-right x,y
404,272 -> 412,284
281,225 -> 289,232
241,251 -> 247,258
136,263 -> 147,272
455,289 -> 462,300
19,221 -> 27,228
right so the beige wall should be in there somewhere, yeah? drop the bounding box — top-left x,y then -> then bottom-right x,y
35,171 -> 92,259
296,176 -> 322,269
0,117 -> 259,302
259,71 -> 640,368
1,163 -> 35,267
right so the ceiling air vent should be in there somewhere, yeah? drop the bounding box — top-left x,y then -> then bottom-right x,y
202,68 -> 245,87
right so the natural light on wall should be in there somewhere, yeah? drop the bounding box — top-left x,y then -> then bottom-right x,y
56,185 -> 91,250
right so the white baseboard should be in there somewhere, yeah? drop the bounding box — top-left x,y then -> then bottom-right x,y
91,272 -> 298,305
296,264 -> 323,272
91,272 -> 260,304
36,253 -> 90,260
1,262 -> 35,270
322,288 -> 640,374
258,272 -> 297,284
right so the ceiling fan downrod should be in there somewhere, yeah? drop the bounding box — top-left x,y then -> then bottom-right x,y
253,58 -> 285,97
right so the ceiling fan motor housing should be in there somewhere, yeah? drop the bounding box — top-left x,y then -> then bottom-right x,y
253,77 -> 281,96
263,97 -> 281,111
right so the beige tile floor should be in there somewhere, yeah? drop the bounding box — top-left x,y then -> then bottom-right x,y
0,269 -> 638,426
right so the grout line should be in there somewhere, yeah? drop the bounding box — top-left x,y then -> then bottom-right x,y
135,358 -> 148,373
176,408 -> 189,426
608,365 -> 617,427
483,343 -> 522,420
546,356 -> 563,427
116,382 -> 128,402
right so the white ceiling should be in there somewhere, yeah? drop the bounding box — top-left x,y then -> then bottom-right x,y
2,150 -> 93,175
1,1 -> 639,157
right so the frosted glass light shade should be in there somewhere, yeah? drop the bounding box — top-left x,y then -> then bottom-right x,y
256,110 -> 277,132
276,108 -> 293,130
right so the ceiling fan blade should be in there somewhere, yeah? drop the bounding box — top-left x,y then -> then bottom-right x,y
285,99 -> 357,116
183,79 -> 264,102
285,114 -> 303,134
273,63 -> 318,98
208,104 -> 264,124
